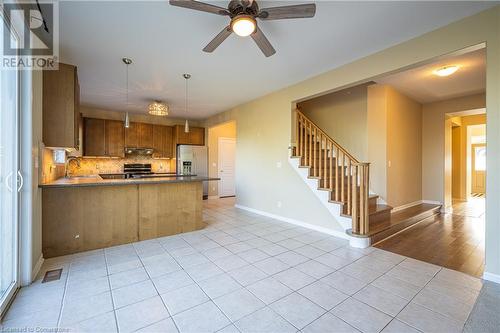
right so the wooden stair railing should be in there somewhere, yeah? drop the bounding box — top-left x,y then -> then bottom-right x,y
294,109 -> 370,236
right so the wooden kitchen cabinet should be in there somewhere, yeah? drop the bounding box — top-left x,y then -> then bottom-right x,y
43,63 -> 80,149
189,127 -> 205,145
125,122 -> 139,148
138,123 -> 153,147
125,122 -> 154,148
174,125 -> 205,146
84,118 -> 105,156
105,120 -> 125,157
83,118 -> 125,157
152,125 -> 173,158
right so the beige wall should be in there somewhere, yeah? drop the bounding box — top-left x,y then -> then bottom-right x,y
422,94 -> 486,206
366,84 -> 422,208
207,121 -> 236,197
386,86 -> 423,208
299,84 -> 368,161
367,84 -> 388,201
203,7 -> 500,277
452,124 -> 462,199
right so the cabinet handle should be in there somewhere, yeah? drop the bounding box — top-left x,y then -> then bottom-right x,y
17,170 -> 24,192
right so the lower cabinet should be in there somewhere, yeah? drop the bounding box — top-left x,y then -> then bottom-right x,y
42,182 -> 204,258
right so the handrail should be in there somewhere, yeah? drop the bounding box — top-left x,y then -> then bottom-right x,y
296,109 -> 359,163
294,109 -> 370,236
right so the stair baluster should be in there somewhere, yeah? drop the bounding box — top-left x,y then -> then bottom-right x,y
293,109 -> 370,236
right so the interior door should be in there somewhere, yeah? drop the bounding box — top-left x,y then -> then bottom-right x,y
0,15 -> 20,316
218,138 -> 236,197
471,144 -> 486,194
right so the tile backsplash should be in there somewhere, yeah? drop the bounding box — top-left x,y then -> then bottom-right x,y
68,156 -> 175,176
41,148 -> 65,183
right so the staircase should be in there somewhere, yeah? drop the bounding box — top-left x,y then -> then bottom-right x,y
290,109 -> 440,247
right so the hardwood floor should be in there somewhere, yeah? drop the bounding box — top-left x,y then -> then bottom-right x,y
374,198 -> 485,277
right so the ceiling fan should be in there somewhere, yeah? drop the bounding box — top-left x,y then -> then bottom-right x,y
169,0 -> 316,57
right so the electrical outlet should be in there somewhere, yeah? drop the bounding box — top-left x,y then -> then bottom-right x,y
277,201 -> 282,208
276,161 -> 282,168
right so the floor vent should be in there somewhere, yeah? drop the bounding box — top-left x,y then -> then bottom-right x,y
42,269 -> 63,283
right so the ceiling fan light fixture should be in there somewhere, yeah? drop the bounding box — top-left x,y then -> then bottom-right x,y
148,101 -> 169,116
231,15 -> 256,37
434,65 -> 459,77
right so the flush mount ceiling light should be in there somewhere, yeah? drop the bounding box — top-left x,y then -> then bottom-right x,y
434,65 -> 459,77
231,15 -> 256,37
148,101 -> 169,116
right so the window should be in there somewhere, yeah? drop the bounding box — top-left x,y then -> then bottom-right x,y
474,146 -> 486,171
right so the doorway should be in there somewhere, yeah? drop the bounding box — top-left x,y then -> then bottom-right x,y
0,16 -> 21,317
207,121 -> 236,199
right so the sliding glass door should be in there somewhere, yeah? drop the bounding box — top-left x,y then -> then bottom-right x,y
0,13 -> 20,316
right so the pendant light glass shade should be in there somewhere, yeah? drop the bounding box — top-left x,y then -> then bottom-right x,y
148,101 -> 169,116
125,112 -> 130,128
122,57 -> 132,128
183,73 -> 191,133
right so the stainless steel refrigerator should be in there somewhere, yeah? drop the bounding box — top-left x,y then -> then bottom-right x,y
177,145 -> 208,198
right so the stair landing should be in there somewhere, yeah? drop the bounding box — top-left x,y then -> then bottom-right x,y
368,203 -> 441,244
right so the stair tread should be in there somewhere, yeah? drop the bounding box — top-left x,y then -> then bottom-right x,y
369,204 -> 392,215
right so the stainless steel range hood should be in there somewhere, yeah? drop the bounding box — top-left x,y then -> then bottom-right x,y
124,147 -> 154,155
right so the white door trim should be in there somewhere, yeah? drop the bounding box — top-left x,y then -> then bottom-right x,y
218,137 -> 236,198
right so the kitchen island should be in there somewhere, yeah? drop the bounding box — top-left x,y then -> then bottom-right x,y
40,176 -> 218,258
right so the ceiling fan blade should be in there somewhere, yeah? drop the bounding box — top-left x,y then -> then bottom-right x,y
259,4 -> 316,20
169,0 -> 229,16
203,26 -> 232,53
251,27 -> 276,57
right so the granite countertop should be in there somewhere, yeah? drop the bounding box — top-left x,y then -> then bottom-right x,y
39,175 -> 220,188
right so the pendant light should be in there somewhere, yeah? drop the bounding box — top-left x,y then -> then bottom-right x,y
122,57 -> 132,128
183,73 -> 191,133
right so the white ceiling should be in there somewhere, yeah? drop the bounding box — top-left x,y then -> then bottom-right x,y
59,1 -> 496,119
376,48 -> 486,103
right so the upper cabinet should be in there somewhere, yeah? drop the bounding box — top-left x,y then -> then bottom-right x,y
105,120 -> 125,157
43,63 -> 80,149
152,125 -> 173,158
83,118 -> 202,158
174,125 -> 205,146
83,118 -> 125,157
125,122 -> 153,148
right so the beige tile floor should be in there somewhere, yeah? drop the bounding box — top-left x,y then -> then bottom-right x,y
1,198 -> 484,333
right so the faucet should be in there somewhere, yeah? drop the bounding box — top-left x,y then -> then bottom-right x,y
65,156 -> 81,178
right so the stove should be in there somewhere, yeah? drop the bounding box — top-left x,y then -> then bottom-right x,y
124,163 -> 153,178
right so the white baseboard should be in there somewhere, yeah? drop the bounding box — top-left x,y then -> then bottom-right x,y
234,204 -> 350,241
31,254 -> 44,282
483,271 -> 500,284
422,200 -> 442,205
208,195 -> 219,200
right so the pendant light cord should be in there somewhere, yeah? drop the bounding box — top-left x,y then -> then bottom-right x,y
185,76 -> 188,117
